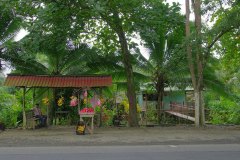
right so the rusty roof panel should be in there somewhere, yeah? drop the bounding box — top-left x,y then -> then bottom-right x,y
4,74 -> 112,88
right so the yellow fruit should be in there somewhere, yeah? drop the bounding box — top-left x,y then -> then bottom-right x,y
83,98 -> 87,104
57,96 -> 64,106
42,97 -> 49,105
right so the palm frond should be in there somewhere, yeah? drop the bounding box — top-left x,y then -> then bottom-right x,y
0,6 -> 22,48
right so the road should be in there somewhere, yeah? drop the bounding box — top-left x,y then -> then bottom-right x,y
0,144 -> 240,160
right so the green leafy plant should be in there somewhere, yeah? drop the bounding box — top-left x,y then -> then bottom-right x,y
0,87 -> 24,128
206,91 -> 240,125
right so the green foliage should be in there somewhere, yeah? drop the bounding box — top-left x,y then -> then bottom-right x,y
0,87 -> 25,128
102,107 -> 115,126
0,74 -> 33,128
0,2 -> 22,71
205,91 -> 240,124
0,3 -> 21,45
145,107 -> 157,123
53,117 -> 69,126
68,105 -> 80,125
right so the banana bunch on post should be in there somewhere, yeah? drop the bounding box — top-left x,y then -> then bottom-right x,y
100,98 -> 105,104
83,98 -> 87,104
57,96 -> 64,106
42,97 -> 49,105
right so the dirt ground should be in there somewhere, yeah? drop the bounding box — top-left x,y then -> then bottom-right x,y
1,125 -> 240,147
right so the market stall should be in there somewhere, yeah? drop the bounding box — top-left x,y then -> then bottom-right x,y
4,74 -> 112,132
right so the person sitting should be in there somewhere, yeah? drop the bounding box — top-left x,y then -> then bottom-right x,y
32,103 -> 47,127
0,122 -> 5,131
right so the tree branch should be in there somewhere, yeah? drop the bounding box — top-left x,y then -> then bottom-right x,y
207,26 -> 234,50
204,26 -> 235,63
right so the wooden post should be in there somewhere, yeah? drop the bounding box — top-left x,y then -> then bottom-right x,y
53,88 -> 57,125
91,115 -> 94,131
99,88 -> 103,127
33,88 -> 36,105
78,90 -> 81,121
145,94 -> 148,126
47,88 -> 49,126
22,87 -> 27,129
170,101 -> 172,111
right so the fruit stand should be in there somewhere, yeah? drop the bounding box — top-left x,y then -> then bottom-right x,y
79,108 -> 95,134
4,74 -> 112,130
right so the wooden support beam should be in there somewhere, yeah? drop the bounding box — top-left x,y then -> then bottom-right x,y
22,87 -> 27,129
99,88 -> 103,127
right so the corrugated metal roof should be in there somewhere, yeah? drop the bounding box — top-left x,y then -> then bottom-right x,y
4,74 -> 112,88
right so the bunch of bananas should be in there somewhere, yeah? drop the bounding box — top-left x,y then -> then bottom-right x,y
42,97 -> 49,105
83,98 -> 87,104
57,96 -> 64,106
70,96 -> 77,99
100,98 -> 105,104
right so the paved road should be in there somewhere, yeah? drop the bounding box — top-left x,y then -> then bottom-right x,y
1,126 -> 240,147
0,144 -> 240,160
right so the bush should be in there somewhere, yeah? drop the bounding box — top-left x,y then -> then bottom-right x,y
0,87 -> 23,128
145,107 -> 157,123
102,107 -> 115,126
207,95 -> 240,124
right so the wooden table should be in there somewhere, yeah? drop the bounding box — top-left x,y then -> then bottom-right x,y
79,113 -> 95,134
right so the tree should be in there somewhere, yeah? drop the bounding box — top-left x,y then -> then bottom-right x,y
185,0 -> 240,127
87,0 -> 189,126
135,1 -> 186,124
98,3 -> 139,126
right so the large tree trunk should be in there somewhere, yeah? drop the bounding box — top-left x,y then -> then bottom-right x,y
22,87 -> 27,129
112,13 -> 138,127
185,0 -> 197,90
156,92 -> 162,125
101,10 -> 138,127
193,0 -> 205,126
156,75 -> 164,125
200,90 -> 205,125
118,31 -> 138,127
194,91 -> 200,125
194,90 -> 205,126
186,0 -> 205,127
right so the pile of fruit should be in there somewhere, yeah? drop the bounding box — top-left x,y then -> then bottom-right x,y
79,107 -> 94,114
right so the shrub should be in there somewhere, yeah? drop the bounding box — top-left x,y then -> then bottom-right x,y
0,87 -> 23,128
208,96 -> 240,124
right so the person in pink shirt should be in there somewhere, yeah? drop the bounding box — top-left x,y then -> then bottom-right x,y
32,103 -> 47,127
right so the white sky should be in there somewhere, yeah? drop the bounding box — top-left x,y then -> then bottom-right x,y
14,29 -> 29,41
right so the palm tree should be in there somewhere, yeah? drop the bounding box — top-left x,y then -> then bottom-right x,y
0,5 -> 21,71
4,32 -> 102,124
4,33 -> 98,75
136,16 -> 187,124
